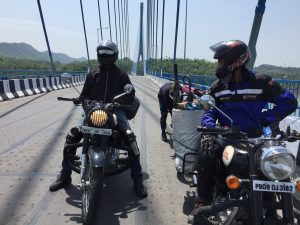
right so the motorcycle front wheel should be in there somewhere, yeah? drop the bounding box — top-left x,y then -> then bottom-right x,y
81,164 -> 104,225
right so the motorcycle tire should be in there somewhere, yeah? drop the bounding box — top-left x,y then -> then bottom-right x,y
192,214 -> 219,225
81,166 -> 104,225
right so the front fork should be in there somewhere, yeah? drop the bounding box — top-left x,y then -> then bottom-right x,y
78,134 -> 107,188
282,192 -> 295,223
248,142 -> 263,225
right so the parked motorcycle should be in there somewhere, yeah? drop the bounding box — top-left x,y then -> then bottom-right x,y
58,84 -> 136,225
191,95 -> 300,225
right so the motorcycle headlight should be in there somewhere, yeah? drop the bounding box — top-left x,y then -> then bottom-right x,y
90,110 -> 108,127
260,146 -> 296,181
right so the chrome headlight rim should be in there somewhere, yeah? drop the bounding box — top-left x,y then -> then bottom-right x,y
260,146 -> 296,181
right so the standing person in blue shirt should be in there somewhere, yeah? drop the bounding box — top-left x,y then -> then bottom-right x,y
190,40 -> 298,218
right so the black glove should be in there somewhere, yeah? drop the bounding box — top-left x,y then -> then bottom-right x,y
72,98 -> 81,105
200,135 -> 222,158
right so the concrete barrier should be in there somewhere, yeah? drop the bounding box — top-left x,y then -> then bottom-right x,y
10,79 -> 25,98
0,80 -> 14,100
44,77 -> 53,92
50,77 -> 58,90
0,75 -> 85,102
38,78 -> 47,93
55,77 -> 63,89
28,78 -> 40,94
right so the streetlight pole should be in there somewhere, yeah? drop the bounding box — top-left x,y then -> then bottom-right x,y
97,27 -> 109,43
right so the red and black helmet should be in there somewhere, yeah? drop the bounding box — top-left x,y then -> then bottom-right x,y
210,40 -> 250,79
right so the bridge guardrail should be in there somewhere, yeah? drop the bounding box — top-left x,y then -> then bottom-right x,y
0,74 -> 86,102
0,70 -> 86,80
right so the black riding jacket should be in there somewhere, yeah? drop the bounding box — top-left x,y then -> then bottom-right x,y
80,64 -> 135,104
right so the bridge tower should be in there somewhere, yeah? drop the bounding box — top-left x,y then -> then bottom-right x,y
132,2 -> 146,75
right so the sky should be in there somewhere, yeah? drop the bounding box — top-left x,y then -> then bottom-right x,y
0,0 -> 300,68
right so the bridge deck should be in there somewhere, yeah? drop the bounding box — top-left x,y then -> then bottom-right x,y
0,76 -> 196,225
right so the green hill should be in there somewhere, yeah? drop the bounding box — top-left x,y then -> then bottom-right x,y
0,42 -> 86,64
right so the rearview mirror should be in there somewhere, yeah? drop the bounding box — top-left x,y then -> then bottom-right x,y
200,95 -> 215,110
124,84 -> 134,94
200,95 -> 234,125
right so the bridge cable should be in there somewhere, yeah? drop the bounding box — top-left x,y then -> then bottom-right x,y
79,0 -> 91,69
113,0 -> 119,66
107,0 -> 113,41
160,0 -> 165,77
124,0 -> 129,63
183,0 -> 188,76
173,0 -> 181,107
97,0 -> 103,41
155,0 -> 159,76
117,0 -> 123,69
126,0 -> 129,59
36,0 -> 56,72
121,0 -> 126,70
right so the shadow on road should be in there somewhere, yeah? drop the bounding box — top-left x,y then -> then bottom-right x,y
64,171 -> 148,225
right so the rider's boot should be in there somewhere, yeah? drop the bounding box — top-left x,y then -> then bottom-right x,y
49,172 -> 72,192
133,175 -> 148,198
161,131 -> 168,142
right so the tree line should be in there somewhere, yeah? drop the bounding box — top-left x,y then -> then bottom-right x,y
0,56 -> 299,80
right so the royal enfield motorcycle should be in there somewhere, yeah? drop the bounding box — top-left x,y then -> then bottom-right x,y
191,95 -> 300,225
58,84 -> 138,225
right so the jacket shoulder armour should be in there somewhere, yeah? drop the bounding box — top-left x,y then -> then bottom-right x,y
254,73 -> 285,94
254,73 -> 272,83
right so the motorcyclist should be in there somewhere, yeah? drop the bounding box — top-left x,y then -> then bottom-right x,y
158,82 -> 202,142
190,40 -> 298,217
49,40 -> 147,198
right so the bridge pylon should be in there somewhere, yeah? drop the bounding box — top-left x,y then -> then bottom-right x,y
132,2 -> 146,75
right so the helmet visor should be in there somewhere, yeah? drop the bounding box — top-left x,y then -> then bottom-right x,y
98,49 -> 115,55
209,41 -> 228,59
209,41 -> 226,52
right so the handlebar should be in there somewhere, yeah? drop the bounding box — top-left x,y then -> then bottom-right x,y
197,125 -> 300,142
282,128 -> 300,142
57,97 -> 78,101
196,126 -> 230,133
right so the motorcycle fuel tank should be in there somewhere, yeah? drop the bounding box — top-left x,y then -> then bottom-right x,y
222,145 -> 249,177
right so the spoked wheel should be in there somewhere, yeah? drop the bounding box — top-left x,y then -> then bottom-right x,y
81,162 -> 104,225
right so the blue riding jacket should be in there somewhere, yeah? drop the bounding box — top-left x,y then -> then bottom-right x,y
201,70 -> 298,137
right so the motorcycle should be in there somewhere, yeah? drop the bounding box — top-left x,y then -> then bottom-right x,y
58,84 -> 137,225
190,95 -> 300,225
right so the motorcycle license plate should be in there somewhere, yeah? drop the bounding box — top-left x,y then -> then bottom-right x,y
253,180 -> 295,193
81,126 -> 112,136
